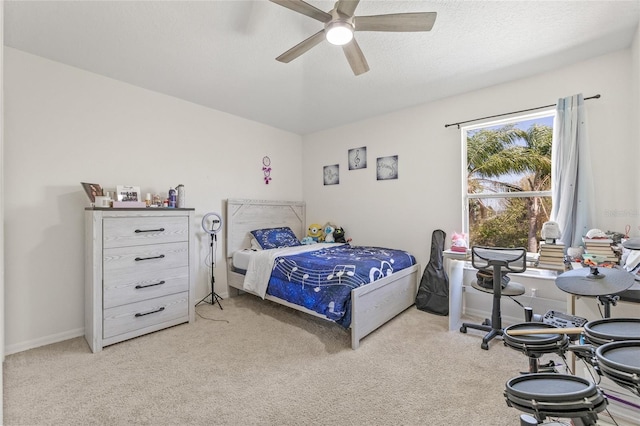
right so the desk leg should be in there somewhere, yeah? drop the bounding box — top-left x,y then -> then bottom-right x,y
567,294 -> 576,373
567,293 -> 576,316
448,258 -> 465,331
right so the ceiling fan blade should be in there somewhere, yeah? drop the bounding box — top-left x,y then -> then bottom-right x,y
269,0 -> 332,23
276,30 -> 326,63
354,12 -> 437,32
342,38 -> 369,76
336,0 -> 360,18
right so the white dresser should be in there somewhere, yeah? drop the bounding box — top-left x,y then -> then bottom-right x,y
85,208 -> 195,352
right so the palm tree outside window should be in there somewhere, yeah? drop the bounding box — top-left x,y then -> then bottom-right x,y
462,111 -> 554,253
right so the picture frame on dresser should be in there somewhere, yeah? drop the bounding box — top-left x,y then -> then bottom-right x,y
115,185 -> 141,202
81,182 -> 103,203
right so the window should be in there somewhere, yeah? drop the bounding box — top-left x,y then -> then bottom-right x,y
462,111 -> 554,253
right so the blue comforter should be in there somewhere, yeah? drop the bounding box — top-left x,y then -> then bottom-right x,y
266,244 -> 416,327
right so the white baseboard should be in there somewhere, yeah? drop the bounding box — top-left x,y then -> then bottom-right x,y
463,307 -> 527,326
5,327 -> 84,356
6,289 -> 232,356
463,287 -> 567,325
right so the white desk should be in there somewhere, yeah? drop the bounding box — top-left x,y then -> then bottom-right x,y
444,250 -> 564,331
443,250 -> 469,331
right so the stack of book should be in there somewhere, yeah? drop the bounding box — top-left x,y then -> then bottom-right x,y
582,237 -> 619,263
537,241 -> 566,271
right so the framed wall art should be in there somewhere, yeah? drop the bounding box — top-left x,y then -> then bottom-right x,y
376,155 -> 398,180
348,146 -> 367,170
323,164 -> 340,185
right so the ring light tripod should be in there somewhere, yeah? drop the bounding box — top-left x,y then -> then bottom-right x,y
196,212 -> 223,310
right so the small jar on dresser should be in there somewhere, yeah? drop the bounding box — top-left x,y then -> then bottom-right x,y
85,207 -> 195,352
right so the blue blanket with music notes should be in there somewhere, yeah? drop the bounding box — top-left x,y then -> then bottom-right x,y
266,245 -> 416,328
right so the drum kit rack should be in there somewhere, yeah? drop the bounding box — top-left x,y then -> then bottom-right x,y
500,263 -> 640,426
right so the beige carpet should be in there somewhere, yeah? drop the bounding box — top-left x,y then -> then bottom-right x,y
4,295 -> 562,425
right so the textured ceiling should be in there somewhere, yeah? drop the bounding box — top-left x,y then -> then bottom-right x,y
4,0 -> 640,135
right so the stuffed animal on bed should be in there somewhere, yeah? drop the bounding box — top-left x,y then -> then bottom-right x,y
300,236 -> 316,245
323,223 -> 337,243
307,223 -> 323,242
333,227 -> 350,244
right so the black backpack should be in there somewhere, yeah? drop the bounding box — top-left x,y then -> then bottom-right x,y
415,229 -> 449,315
476,270 -> 510,290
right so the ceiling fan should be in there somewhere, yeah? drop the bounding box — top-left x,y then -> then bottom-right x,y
269,0 -> 437,76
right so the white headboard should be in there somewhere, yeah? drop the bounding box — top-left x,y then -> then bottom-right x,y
225,199 -> 306,257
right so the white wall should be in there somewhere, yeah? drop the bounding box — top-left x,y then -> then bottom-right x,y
633,24 -> 640,216
1,0 -> 6,419
302,49 -> 638,273
4,43 -> 639,355
3,48 -> 303,354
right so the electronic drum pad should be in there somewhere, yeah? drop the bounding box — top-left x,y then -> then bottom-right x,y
622,237 -> 640,250
556,267 -> 635,297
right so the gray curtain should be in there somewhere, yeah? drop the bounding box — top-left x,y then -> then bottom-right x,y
550,94 -> 595,248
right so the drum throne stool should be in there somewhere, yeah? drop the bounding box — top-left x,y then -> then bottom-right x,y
460,246 -> 527,350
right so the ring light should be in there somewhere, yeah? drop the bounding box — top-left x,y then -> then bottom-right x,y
202,212 -> 223,235
197,212 -> 224,309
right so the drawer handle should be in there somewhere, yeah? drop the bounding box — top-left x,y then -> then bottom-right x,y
135,306 -> 165,317
135,280 -> 166,289
134,228 -> 165,233
134,254 -> 165,261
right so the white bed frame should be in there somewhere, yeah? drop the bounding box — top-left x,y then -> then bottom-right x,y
225,198 -> 420,349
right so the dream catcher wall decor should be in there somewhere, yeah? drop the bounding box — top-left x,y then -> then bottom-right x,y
262,156 -> 272,184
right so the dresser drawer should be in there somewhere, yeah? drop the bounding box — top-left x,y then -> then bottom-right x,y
103,292 -> 189,339
103,241 -> 188,276
103,266 -> 189,309
103,216 -> 188,248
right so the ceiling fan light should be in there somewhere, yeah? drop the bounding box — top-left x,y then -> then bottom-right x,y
326,22 -> 353,46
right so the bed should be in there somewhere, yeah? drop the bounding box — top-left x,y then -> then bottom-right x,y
225,198 -> 421,349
